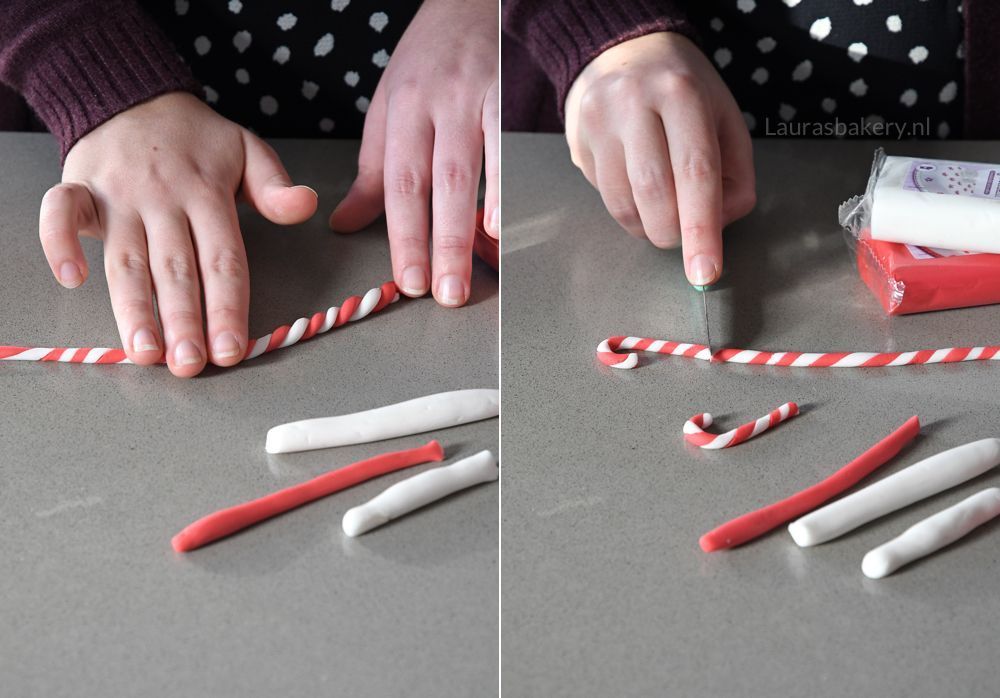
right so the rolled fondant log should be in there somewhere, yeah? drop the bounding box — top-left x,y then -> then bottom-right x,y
265,389 -> 499,454
861,487 -> 1000,579
788,438 -> 1000,547
342,449 -> 498,536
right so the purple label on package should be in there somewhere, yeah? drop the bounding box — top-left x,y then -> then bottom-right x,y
904,159 -> 1000,199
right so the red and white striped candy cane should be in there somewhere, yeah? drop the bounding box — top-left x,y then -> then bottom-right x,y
684,402 -> 799,449
0,281 -> 399,366
597,335 -> 1000,369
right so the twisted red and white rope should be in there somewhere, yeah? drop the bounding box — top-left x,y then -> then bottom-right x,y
684,402 -> 799,449
597,335 -> 1000,369
0,281 -> 399,365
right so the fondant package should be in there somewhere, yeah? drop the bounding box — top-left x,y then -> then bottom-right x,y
841,149 -> 1000,254
856,233 -> 1000,315
842,149 -> 1000,315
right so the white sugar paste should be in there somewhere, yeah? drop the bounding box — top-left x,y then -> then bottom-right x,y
342,450 -> 498,536
862,487 -> 1000,579
789,438 -> 1000,547
871,155 -> 1000,254
265,389 -> 499,454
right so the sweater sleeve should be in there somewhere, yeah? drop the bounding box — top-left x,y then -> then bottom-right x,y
502,0 -> 700,118
0,0 -> 201,159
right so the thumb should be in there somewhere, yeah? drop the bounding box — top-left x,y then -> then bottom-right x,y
240,131 -> 318,225
38,182 -> 97,288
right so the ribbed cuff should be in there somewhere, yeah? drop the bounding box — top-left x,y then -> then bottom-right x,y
505,0 -> 699,120
20,7 -> 200,160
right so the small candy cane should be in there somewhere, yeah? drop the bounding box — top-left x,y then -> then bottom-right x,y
684,402 -> 799,449
0,281 -> 399,366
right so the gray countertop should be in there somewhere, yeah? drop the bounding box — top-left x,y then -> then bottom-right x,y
0,133 -> 497,698
501,133 -> 1000,697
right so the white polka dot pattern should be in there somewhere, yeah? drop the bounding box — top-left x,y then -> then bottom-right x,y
193,35 -> 211,55
272,45 -> 291,64
693,1 -> 962,141
809,17 -> 832,41
847,42 -> 868,62
164,0 -> 409,137
369,12 -> 389,33
791,60 -> 812,82
301,81 -> 319,100
260,95 -> 278,116
232,30 -> 252,53
314,33 -> 335,56
909,46 -> 929,64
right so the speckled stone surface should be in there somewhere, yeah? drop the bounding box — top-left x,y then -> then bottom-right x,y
0,134 -> 497,698
501,133 -> 1000,697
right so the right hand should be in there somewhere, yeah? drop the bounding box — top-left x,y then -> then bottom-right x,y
39,91 -> 318,377
328,0 -> 498,309
564,32 -> 756,286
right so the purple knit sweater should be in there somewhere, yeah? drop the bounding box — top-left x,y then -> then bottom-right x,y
502,0 -> 698,131
6,1 -> 695,149
0,0 -> 199,159
503,0 -> 1000,139
3,0 -> 1000,155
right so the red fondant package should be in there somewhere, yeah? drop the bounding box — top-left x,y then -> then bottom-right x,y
857,229 -> 1000,315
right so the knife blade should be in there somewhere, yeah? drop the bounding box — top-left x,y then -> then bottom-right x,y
698,287 -> 713,358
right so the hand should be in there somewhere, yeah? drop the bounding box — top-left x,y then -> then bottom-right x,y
328,0 -> 499,308
564,32 -> 756,286
39,91 -> 318,377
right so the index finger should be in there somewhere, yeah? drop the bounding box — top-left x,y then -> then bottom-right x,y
661,90 -> 723,287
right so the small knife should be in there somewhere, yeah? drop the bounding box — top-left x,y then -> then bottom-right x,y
694,285 -> 713,358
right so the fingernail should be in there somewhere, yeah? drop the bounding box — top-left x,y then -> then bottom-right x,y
59,261 -> 83,288
689,255 -> 718,287
292,184 -> 318,198
401,266 -> 428,296
174,340 -> 203,366
438,274 -> 467,307
488,208 -> 500,236
132,328 -> 159,353
212,332 -> 242,359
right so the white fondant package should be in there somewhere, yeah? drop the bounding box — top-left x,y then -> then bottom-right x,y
839,149 -> 1000,254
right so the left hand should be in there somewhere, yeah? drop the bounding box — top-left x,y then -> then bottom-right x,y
328,0 -> 498,308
